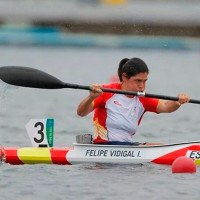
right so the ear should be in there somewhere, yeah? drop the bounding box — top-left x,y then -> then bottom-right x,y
122,73 -> 128,81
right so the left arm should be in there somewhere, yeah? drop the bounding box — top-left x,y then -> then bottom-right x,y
156,93 -> 190,113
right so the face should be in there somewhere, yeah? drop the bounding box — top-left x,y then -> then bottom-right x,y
121,72 -> 148,92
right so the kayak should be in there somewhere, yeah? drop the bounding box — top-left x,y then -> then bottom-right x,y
0,118 -> 199,166
1,141 -> 200,165
0,65 -> 199,166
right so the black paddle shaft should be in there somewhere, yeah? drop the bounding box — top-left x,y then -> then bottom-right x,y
0,66 -> 200,104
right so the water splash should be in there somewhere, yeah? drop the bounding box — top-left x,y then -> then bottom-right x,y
0,146 -> 5,164
0,80 -> 18,114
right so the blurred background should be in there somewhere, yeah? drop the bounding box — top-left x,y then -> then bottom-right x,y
0,0 -> 200,49
0,2 -> 200,200
0,0 -> 200,147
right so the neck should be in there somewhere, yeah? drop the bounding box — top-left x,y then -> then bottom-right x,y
120,83 -> 134,98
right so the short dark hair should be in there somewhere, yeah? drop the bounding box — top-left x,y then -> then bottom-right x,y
118,57 -> 149,82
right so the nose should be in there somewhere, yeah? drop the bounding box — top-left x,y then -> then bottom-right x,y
138,81 -> 146,89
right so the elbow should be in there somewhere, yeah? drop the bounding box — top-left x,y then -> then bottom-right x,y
77,109 -> 91,117
77,104 -> 93,117
77,110 -> 85,117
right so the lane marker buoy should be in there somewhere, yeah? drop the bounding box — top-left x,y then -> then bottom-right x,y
172,156 -> 196,173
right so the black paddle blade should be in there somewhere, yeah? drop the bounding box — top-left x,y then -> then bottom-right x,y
0,66 -> 65,89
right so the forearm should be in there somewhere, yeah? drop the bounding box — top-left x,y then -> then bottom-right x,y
157,93 -> 190,113
77,95 -> 95,116
77,83 -> 103,117
157,100 -> 181,113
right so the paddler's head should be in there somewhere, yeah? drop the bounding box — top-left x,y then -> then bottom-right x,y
118,58 -> 149,92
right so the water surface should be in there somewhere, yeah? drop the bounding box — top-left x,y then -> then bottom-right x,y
0,46 -> 200,200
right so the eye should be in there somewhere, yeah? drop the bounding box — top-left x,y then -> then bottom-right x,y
135,79 -> 142,83
134,79 -> 147,84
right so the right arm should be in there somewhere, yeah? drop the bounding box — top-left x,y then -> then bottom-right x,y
77,84 -> 103,117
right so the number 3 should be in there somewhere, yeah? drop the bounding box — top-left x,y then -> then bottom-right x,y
34,122 -> 44,143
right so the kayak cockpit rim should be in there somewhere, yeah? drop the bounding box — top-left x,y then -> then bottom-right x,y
73,141 -> 200,148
